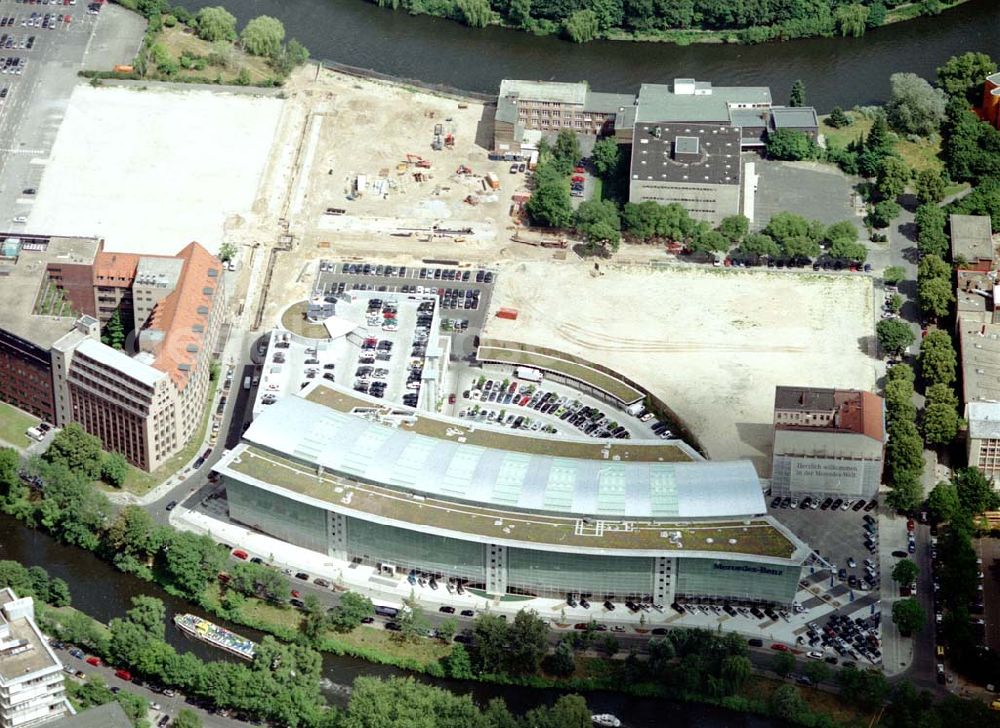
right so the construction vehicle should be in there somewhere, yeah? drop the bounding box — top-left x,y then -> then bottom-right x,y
456,165 -> 472,175
416,159 -> 432,169
444,134 -> 455,148
432,136 -> 443,151
434,123 -> 443,136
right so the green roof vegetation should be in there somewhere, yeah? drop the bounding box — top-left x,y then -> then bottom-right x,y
303,385 -> 693,463
477,346 -> 643,404
227,447 -> 794,559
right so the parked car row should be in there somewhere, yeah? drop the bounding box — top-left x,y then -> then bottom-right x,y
804,612 -> 881,664
674,601 -> 801,622
457,405 -> 559,435
770,495 -> 877,512
466,378 -> 632,439
438,286 -> 480,311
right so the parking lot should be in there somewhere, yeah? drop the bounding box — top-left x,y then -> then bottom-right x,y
0,2 -> 144,227
752,158 -> 865,232
316,261 -> 496,360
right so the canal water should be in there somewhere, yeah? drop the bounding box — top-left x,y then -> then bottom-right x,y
177,0 -> 1000,111
0,513 -> 781,725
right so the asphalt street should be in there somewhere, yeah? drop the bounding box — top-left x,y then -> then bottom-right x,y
56,643 -> 251,728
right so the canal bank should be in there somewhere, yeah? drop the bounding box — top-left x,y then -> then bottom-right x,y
174,0 -> 1000,110
0,513 -> 784,727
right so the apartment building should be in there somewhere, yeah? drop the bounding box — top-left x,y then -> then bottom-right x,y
0,589 -> 70,728
950,214 -> 995,271
771,386 -> 886,499
0,233 -> 225,472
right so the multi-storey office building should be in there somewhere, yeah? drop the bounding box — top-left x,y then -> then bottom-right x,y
0,589 -> 71,728
216,384 -> 811,607
0,234 -> 224,471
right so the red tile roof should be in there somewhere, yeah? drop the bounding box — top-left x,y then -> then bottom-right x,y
93,252 -> 139,285
834,390 -> 884,442
146,242 -> 221,390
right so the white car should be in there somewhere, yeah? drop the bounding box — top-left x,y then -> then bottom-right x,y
11,216 -> 26,223
806,650 -> 824,660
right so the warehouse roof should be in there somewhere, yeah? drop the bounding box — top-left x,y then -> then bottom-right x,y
771,106 -> 819,130
950,214 -> 994,265
630,122 -> 741,186
498,80 -> 587,106
236,391 -> 764,520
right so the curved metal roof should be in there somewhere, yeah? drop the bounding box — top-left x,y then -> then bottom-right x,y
243,394 -> 766,520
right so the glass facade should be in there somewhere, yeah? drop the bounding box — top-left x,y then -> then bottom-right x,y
507,548 -> 654,599
226,478 -> 329,554
344,516 -> 487,583
673,558 -> 800,605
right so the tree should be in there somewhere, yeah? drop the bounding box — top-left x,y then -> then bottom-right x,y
158,531 -> 225,598
886,73 -> 947,136
766,129 -> 815,160
218,242 -> 237,263
525,165 -> 573,229
867,1 -> 886,27
826,106 -> 851,129
718,214 -> 749,243
892,598 -> 926,635
48,578 -> 71,607
552,129 -> 581,172
100,452 -> 128,488
765,212 -> 824,246
43,423 -> 103,481
564,9 -> 599,42
937,52 -> 998,104
883,265 -> 906,285
918,253 -> 951,281
436,618 -> 457,643
825,221 -> 867,262
194,6 -> 237,41
456,0 -> 494,28
769,684 -> 805,721
472,612 -> 509,674
869,199 -> 902,228
877,319 -> 915,356
886,419 -> 925,480
954,467 -> 1000,514
241,16 -> 285,57
887,293 -> 903,313
328,592 -> 374,633
505,609 -> 549,676
575,199 -> 621,250
508,0 -> 531,27
835,3 -> 868,37
738,232 -> 780,260
688,226 -> 730,256
876,157 -> 910,200
102,309 -> 126,350
0,447 -> 26,508
917,275 -> 954,319
591,138 -> 621,179
927,480 -> 960,522
915,168 -> 946,205
838,666 -> 890,710
771,650 -> 795,677
443,643 -> 473,679
544,637 -> 576,676
891,559 -> 919,586
789,80 -> 806,108
172,709 -> 203,728
915,203 -> 949,257
919,330 -> 957,386
299,593 -> 327,643
804,659 -> 831,685
720,654 -> 752,693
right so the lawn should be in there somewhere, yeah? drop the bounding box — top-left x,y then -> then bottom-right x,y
98,378 -> 219,495
326,623 -> 453,666
156,26 -> 276,85
818,111 -> 944,173
0,401 -> 39,449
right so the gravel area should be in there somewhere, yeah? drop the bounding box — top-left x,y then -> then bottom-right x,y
484,263 -> 879,473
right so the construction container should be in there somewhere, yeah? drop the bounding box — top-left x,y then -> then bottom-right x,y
485,172 -> 500,190
496,307 -> 519,320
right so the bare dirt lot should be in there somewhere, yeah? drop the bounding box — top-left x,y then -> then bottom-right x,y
28,85 -> 284,255
483,264 -> 879,473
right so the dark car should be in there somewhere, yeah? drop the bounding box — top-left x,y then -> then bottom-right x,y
831,499 -> 844,510
820,497 -> 834,510
748,638 -> 764,647
439,606 -> 456,614
852,499 -> 866,511
892,550 -> 908,558
460,609 -> 475,617
863,500 -> 878,512
294,572 -> 309,580
165,500 -> 177,511
770,496 -> 782,508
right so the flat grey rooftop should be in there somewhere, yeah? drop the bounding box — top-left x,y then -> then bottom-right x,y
950,214 -> 994,263
636,83 -> 771,124
498,80 -> 587,106
771,106 -> 819,129
631,122 -> 741,186
967,402 -> 1000,440
0,234 -> 100,348
48,702 -> 131,728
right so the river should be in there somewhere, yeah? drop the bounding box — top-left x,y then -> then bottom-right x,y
0,513 -> 780,726
179,0 -> 1000,111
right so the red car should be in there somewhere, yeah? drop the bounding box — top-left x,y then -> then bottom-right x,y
291,590 -> 301,598
571,175 -> 584,183
907,518 -> 915,532
574,166 -> 585,173
231,549 -> 249,560
770,643 -> 788,652
115,669 -> 132,681
85,656 -> 101,667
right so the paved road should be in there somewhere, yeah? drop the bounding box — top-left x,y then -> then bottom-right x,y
56,644 -> 249,728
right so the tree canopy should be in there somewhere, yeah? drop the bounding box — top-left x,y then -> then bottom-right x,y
886,72 -> 947,137
876,319 -> 915,356
241,16 -> 285,57
195,6 -> 237,41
